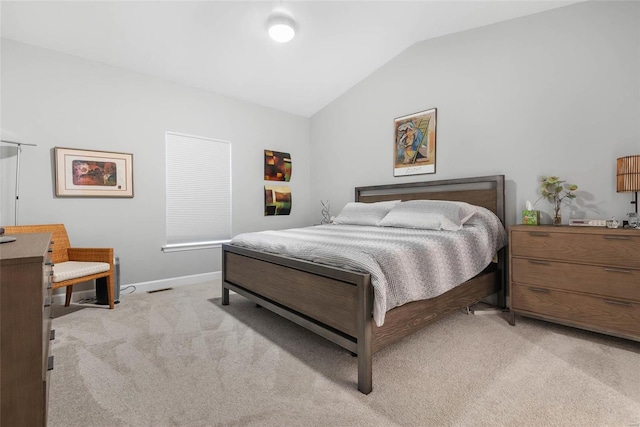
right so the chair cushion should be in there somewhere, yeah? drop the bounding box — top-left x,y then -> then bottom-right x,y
53,261 -> 110,283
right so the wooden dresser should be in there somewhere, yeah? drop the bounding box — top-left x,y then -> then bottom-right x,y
508,225 -> 640,341
1,233 -> 54,426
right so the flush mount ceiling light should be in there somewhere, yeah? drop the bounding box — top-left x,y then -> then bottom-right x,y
267,9 -> 296,43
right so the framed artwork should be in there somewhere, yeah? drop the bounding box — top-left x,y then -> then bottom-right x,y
264,185 -> 291,216
264,150 -> 292,181
394,108 -> 437,177
54,147 -> 134,197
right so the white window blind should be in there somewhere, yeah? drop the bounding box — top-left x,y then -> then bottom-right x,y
163,131 -> 231,252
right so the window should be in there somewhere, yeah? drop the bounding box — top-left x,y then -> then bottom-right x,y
163,131 -> 231,252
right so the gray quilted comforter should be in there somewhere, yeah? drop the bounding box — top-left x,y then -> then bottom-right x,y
230,206 -> 507,326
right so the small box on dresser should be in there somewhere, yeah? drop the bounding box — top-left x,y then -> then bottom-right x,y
508,225 -> 640,341
1,232 -> 54,426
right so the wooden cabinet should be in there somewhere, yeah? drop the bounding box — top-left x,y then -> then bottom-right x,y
508,225 -> 640,341
1,233 -> 53,426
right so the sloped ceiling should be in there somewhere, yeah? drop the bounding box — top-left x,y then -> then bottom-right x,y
1,1 -> 582,117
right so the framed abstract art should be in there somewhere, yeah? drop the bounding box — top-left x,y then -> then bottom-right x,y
54,147 -> 133,197
393,108 -> 437,177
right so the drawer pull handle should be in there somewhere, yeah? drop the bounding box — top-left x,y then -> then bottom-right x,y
603,236 -> 631,240
528,287 -> 551,293
604,267 -> 632,274
604,299 -> 632,307
528,232 -> 549,237
528,260 -> 550,265
47,356 -> 54,371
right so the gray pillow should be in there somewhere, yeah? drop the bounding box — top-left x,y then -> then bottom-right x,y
376,200 -> 476,231
333,200 -> 400,226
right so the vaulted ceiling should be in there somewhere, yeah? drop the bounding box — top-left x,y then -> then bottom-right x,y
1,1 -> 581,117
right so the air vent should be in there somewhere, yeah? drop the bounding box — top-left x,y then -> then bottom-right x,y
147,287 -> 174,294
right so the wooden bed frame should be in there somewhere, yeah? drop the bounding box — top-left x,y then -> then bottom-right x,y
222,175 -> 506,394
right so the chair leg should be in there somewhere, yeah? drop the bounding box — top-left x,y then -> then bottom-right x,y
107,274 -> 115,309
65,286 -> 73,307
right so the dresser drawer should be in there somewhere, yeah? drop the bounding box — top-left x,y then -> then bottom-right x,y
511,230 -> 640,269
43,258 -> 52,294
42,304 -> 52,378
512,283 -> 640,338
511,258 -> 640,302
42,252 -> 53,381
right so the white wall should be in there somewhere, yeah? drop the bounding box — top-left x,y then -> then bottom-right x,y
1,39 -> 312,286
2,1 -> 639,290
310,1 -> 640,225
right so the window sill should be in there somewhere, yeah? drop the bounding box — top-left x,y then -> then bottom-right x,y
161,240 -> 230,253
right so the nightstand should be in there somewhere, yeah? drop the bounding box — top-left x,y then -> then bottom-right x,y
508,225 -> 640,341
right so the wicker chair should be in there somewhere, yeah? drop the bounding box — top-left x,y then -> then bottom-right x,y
3,224 -> 115,309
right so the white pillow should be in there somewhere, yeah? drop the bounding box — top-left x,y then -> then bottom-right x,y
376,200 -> 476,231
332,200 -> 400,226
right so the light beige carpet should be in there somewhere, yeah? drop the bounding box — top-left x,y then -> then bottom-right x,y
48,281 -> 640,427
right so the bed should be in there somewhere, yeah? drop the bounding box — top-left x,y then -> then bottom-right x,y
221,175 -> 506,394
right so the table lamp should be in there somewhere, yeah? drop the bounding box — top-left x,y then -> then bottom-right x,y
617,155 -> 640,214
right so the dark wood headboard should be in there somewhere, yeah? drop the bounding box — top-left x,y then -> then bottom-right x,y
355,175 -> 505,225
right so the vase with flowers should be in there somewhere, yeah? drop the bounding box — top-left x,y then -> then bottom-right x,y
537,176 -> 578,225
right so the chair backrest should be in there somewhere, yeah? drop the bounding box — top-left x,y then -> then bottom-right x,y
3,224 -> 71,264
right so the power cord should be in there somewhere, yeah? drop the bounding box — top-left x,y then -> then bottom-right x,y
78,285 -> 135,304
120,285 -> 136,294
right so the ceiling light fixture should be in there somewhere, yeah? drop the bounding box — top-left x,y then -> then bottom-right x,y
267,9 -> 296,43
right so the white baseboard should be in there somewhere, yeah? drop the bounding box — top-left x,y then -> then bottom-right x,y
52,271 -> 221,305
128,271 -> 221,293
